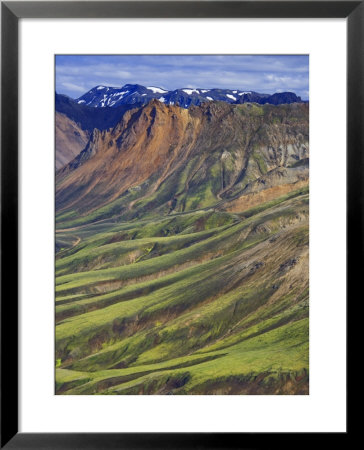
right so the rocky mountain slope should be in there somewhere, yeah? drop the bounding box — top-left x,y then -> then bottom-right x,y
56,93 -> 142,170
56,100 -> 308,224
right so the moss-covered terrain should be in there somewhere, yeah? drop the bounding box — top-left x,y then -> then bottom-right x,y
56,190 -> 309,394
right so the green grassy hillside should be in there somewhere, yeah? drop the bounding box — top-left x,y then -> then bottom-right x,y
56,188 -> 309,394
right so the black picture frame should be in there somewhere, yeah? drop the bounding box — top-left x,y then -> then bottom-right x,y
1,1 -> 357,448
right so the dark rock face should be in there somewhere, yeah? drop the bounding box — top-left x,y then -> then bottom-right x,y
260,92 -> 303,105
56,92 -> 143,131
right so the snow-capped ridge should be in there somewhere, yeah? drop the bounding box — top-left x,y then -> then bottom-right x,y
74,84 -> 303,108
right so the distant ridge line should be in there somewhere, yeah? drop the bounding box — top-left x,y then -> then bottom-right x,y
65,83 -> 305,109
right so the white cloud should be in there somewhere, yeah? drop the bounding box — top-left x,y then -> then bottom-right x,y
60,82 -> 86,93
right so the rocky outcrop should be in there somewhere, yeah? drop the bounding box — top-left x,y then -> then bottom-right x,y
56,100 -> 309,222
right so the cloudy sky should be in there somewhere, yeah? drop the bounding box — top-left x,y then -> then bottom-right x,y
56,55 -> 309,100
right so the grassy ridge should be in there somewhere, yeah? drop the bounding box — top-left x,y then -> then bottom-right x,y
56,318 -> 308,395
56,189 -> 309,394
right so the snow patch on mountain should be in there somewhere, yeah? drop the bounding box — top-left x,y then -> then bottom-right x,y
147,86 -> 167,94
183,89 -> 199,95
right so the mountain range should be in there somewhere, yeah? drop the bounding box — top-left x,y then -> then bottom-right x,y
55,88 -> 309,395
75,83 -> 303,108
56,99 -> 308,217
55,85 -> 304,170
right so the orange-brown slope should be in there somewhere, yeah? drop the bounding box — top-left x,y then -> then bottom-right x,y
56,100 -> 201,213
56,101 -> 309,218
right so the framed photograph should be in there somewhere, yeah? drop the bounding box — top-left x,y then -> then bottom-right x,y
1,0 -> 356,447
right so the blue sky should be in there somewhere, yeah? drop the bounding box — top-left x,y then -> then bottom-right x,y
56,55 -> 309,100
